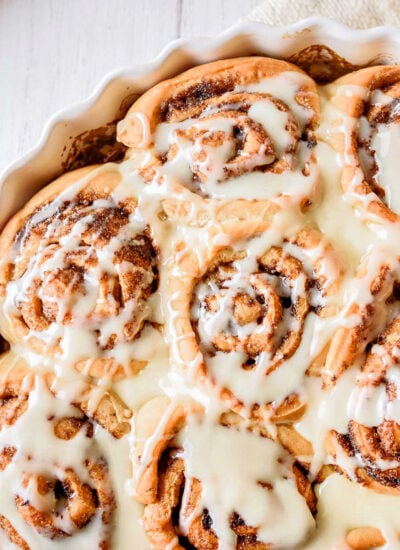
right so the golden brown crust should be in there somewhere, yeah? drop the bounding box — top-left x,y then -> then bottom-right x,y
118,57 -> 319,147
276,424 -> 314,464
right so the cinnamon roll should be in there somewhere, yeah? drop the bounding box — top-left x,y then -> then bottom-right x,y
132,396 -> 316,549
0,165 -> 159,376
326,315 -> 400,495
4,54 -> 400,548
322,249 -> 400,497
117,57 -> 320,208
0,352 -> 116,548
169,222 -> 342,425
325,65 -> 400,223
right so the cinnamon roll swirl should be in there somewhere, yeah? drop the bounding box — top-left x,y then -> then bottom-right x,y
117,57 -> 320,207
0,352 -> 116,548
169,223 -> 342,424
132,396 -> 316,549
326,65 -> 400,223
0,165 -> 159,376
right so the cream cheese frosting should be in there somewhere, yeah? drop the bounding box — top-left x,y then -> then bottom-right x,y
1,62 -> 400,549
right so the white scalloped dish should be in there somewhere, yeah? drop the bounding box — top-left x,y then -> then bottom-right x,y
2,17 -> 400,229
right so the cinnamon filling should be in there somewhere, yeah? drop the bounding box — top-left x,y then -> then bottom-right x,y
0,385 -> 115,544
328,308 -> 400,491
136,399 -> 316,550
5,193 -> 159,351
156,91 -> 313,195
192,239 -> 331,375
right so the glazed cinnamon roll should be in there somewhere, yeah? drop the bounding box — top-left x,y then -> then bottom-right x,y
325,65 -> 400,223
0,165 -> 159,377
0,352 -> 116,548
169,222 -> 342,425
326,316 -> 400,495
322,250 -> 400,496
132,396 -> 316,549
117,57 -> 320,208
5,53 -> 400,548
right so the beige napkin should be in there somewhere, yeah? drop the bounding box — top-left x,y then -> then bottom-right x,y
248,0 -> 400,28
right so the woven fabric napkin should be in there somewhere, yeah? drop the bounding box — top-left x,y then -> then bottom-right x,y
248,0 -> 400,28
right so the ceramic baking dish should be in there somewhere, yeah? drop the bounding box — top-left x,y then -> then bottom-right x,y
2,16 -> 400,229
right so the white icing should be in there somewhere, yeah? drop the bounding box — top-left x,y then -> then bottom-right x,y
0,378 -> 109,548
180,419 -> 314,548
151,72 -> 317,200
247,100 -> 291,156
305,474 -> 400,549
371,123 -> 400,214
3,69 -> 400,549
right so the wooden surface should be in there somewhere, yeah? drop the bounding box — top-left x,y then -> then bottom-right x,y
0,0 -> 260,174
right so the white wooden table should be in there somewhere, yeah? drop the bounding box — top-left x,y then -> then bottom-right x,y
0,0 -> 260,174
